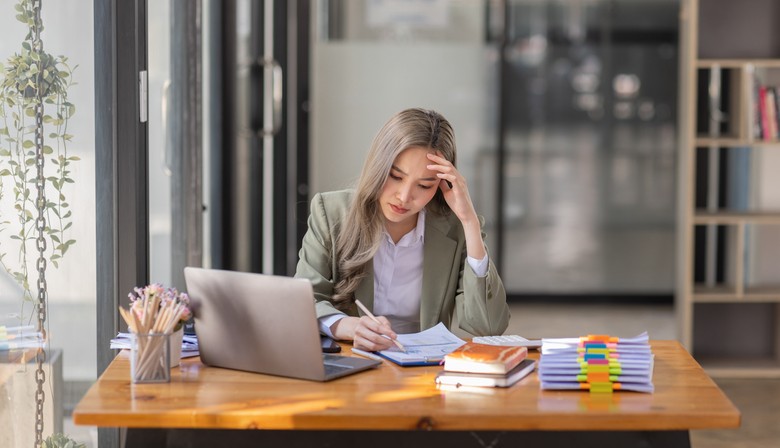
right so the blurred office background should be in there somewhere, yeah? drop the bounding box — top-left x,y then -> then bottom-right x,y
146,0 -> 681,298
306,0 -> 678,297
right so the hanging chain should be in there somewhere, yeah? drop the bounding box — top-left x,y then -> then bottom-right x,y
32,0 -> 48,446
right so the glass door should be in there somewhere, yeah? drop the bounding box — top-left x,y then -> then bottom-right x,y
205,0 -> 294,275
150,0 -> 303,287
148,0 -> 173,287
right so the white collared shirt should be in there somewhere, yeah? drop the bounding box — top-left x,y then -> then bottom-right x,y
371,209 -> 427,334
319,210 -> 488,337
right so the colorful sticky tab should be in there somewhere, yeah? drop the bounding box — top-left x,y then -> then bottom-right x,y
578,357 -> 621,366
586,371 -> 610,383
589,382 -> 614,393
578,366 -> 622,375
583,334 -> 620,343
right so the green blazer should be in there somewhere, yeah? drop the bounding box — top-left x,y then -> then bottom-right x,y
294,190 -> 509,336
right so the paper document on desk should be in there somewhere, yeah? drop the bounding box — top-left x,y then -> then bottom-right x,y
110,332 -> 200,358
538,332 -> 655,393
377,322 -> 466,366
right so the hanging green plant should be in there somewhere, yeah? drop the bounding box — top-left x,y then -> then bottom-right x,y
0,0 -> 78,319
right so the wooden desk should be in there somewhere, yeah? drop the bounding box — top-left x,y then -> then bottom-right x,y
73,341 -> 739,448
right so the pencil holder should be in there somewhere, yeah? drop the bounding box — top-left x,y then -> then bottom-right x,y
130,332 -> 171,383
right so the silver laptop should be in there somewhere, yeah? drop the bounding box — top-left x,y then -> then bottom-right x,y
183,267 -> 380,381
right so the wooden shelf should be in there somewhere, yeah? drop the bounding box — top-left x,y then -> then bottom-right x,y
693,284 -> 780,302
697,58 -> 780,69
695,137 -> 780,147
693,211 -> 780,224
679,0 -> 780,378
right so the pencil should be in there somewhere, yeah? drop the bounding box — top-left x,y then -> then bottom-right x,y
354,299 -> 406,352
350,347 -> 384,362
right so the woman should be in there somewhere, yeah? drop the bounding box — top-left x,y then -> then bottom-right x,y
295,108 -> 509,351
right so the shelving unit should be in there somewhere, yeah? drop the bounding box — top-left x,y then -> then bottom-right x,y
678,0 -> 780,378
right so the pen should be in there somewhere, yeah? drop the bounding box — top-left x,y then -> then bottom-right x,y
354,299 -> 406,352
351,347 -> 384,362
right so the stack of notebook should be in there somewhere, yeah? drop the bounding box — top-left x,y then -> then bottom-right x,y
435,341 -> 535,388
538,332 -> 654,393
0,325 -> 45,351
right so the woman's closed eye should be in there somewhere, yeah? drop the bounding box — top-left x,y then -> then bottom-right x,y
388,171 -> 432,189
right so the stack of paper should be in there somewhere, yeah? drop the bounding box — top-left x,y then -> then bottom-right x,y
0,325 -> 46,351
110,332 -> 200,358
538,332 -> 654,393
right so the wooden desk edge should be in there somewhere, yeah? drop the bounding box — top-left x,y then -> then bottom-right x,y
72,340 -> 742,431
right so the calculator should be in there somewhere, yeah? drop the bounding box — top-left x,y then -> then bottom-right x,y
472,335 -> 542,349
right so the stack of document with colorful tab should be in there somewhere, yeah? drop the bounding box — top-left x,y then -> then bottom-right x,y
538,332 -> 654,393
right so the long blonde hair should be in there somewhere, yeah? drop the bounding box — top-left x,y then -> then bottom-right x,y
331,108 -> 457,309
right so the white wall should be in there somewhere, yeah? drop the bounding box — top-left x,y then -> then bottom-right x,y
311,42 -> 496,196
310,1 -> 497,213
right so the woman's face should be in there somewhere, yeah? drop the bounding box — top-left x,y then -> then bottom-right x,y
378,146 -> 439,233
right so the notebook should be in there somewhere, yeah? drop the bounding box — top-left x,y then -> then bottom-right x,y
183,267 -> 380,381
435,358 -> 536,388
443,342 -> 528,374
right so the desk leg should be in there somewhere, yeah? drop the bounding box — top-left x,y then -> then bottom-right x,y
122,428 -> 690,448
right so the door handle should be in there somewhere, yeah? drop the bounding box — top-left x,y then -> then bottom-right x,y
260,57 -> 283,137
161,79 -> 173,176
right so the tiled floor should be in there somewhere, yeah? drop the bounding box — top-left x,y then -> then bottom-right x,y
61,303 -> 778,448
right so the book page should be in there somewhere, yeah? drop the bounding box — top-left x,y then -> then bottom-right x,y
378,323 -> 466,364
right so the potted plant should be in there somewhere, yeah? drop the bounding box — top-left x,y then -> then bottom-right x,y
0,0 -> 79,446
